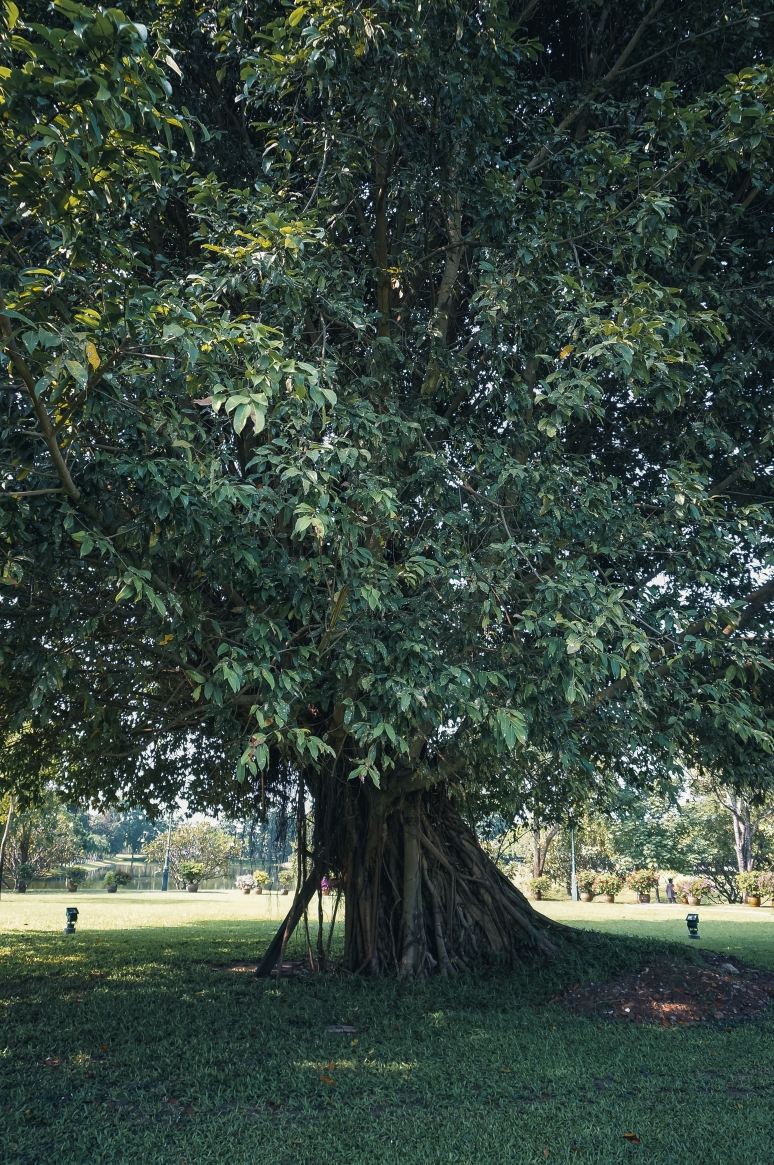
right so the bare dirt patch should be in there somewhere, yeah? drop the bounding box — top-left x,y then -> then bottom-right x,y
559,952 -> 774,1026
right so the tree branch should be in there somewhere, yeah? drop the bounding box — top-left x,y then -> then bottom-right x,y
0,287 -> 103,523
517,0 -> 665,186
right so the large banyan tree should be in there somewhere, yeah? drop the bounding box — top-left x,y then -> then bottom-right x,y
2,0 -> 774,974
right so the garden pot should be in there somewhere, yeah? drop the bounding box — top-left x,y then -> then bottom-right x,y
603,894 -> 615,903
280,888 -> 289,896
580,892 -> 593,902
322,888 -> 330,896
106,884 -> 117,893
532,891 -> 542,901
253,886 -> 262,895
748,896 -> 761,908
242,887 -> 252,895
638,892 -> 651,904
186,883 -> 199,893
67,885 -> 78,892
680,897 -> 689,905
688,895 -> 700,905
15,884 -> 27,893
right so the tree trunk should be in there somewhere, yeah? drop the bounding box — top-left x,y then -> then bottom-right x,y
531,822 -> 560,879
259,779 -> 557,978
0,795 -> 14,897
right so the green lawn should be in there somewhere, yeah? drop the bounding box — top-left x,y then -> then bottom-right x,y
1,892 -> 773,1165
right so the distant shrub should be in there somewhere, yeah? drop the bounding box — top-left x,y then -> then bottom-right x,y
529,876 -> 552,899
179,862 -> 206,885
626,869 -> 659,895
593,873 -> 623,898
575,869 -> 597,895
737,872 -> 761,898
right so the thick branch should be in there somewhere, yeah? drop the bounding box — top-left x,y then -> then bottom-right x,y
517,0 -> 665,185
0,289 -> 103,524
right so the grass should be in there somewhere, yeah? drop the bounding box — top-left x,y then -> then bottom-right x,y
1,893 -> 773,1165
534,899 -> 774,970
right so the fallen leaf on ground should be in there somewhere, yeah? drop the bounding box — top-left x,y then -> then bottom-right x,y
320,1075 -> 336,1084
44,1058 -> 59,1067
325,1060 -> 335,1069
623,1133 -> 641,1145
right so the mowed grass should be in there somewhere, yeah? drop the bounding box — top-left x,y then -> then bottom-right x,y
1,893 -> 773,1165
534,899 -> 774,971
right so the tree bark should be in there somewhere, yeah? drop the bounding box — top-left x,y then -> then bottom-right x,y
0,795 -> 14,898
531,822 -> 560,878
259,778 -> 557,978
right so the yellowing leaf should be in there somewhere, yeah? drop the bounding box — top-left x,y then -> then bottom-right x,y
559,344 -> 574,359
288,5 -> 306,25
85,341 -> 100,370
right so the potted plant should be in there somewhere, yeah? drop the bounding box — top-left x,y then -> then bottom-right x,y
278,869 -> 294,895
627,869 -> 659,904
685,876 -> 715,905
254,871 -> 271,894
592,873 -> 622,903
756,871 -> 774,906
575,870 -> 596,902
737,872 -> 761,906
104,869 -> 131,893
14,862 -> 36,893
529,875 -> 552,901
236,874 -> 255,895
674,881 -> 690,904
180,862 -> 206,891
65,867 -> 88,892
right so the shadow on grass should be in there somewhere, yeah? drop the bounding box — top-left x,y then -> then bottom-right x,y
3,924 -> 771,1165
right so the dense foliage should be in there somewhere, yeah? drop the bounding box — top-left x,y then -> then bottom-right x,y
3,0 -> 774,970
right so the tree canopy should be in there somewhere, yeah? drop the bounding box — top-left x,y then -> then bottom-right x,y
2,0 -> 774,972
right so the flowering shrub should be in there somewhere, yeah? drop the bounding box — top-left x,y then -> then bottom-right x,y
593,873 -> 622,898
680,877 -> 715,900
65,867 -> 88,886
627,869 -> 659,894
179,862 -> 206,885
254,870 -> 271,886
236,875 -> 255,890
575,869 -> 596,895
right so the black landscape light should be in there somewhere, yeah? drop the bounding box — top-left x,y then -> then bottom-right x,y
686,912 -> 699,939
64,907 -> 79,935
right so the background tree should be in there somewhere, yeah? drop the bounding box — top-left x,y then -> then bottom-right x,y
1,791 -> 79,887
144,821 -> 237,889
116,808 -> 160,871
691,743 -> 774,874
2,1 -> 774,974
